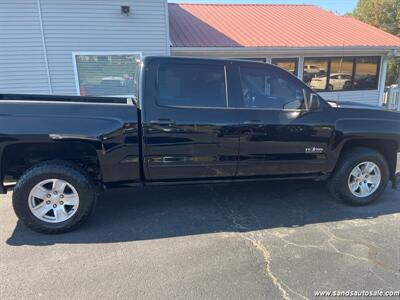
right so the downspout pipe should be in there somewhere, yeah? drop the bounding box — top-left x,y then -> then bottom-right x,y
378,53 -> 388,106
37,0 -> 53,94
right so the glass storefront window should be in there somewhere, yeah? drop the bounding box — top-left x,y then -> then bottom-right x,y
303,56 -> 380,92
271,57 -> 299,76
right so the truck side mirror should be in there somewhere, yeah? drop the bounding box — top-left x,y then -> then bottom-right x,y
305,93 -> 320,111
127,96 -> 139,107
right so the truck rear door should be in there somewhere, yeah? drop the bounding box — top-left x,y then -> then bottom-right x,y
141,58 -> 240,181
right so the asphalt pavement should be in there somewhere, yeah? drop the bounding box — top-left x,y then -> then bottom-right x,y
1,173 -> 399,300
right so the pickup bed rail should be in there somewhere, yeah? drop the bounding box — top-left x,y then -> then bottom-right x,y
0,94 -> 128,104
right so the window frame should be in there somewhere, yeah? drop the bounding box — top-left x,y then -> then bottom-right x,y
72,51 -> 142,97
303,56 -> 381,92
229,57 -> 267,63
155,61 -> 229,109
270,57 -> 300,76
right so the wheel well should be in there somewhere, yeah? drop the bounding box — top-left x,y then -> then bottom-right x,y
2,142 -> 101,184
340,139 -> 398,177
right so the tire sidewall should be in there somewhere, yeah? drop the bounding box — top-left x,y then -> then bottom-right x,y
335,153 -> 389,205
13,164 -> 96,233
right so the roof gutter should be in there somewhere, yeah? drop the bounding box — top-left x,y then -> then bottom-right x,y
171,46 -> 400,56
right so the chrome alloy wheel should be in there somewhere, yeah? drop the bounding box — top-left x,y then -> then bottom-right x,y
28,179 -> 79,223
348,162 -> 381,198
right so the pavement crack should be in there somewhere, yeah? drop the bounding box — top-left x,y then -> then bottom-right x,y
369,267 -> 394,289
243,233 -> 290,300
321,226 -> 399,274
242,232 -> 309,300
271,231 -> 397,289
272,234 -> 324,251
212,196 -> 309,300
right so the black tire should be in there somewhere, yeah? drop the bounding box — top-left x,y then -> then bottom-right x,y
343,81 -> 352,90
328,147 -> 389,206
12,161 -> 97,234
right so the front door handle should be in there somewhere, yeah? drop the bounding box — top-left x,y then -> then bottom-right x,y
149,119 -> 175,125
243,120 -> 264,125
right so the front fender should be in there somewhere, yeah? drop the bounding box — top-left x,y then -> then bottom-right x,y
335,118 -> 400,150
326,118 -> 400,176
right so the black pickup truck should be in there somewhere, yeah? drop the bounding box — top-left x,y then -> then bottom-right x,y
1,57 -> 399,233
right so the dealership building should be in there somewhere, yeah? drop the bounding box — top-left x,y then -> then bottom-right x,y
1,1 -> 400,105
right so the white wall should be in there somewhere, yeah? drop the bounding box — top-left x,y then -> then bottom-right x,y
319,90 -> 380,105
0,0 -> 170,95
0,1 -> 51,94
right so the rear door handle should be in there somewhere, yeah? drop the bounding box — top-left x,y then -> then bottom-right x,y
149,119 -> 175,125
243,120 -> 264,125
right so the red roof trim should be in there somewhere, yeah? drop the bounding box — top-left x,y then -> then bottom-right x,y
169,3 -> 400,48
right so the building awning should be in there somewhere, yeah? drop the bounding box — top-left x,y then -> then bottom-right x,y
169,3 -> 400,50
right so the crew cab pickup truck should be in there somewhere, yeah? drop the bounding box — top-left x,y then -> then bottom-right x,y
1,57 -> 399,234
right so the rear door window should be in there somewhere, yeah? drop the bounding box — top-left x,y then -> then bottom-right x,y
157,63 -> 227,108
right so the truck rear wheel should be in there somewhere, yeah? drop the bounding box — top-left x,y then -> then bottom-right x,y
12,161 -> 97,234
328,147 -> 389,206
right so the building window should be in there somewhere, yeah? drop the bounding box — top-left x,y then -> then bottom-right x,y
303,56 -> 380,92
303,58 -> 329,91
73,53 -> 141,96
271,58 -> 299,76
157,63 -> 227,108
354,57 -> 380,90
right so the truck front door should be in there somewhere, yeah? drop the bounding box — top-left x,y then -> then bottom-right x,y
230,62 -> 332,177
141,58 -> 240,181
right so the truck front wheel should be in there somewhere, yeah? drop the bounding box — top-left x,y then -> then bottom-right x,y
328,147 -> 389,206
12,161 -> 97,234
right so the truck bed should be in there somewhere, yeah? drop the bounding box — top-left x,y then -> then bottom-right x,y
0,94 -> 141,191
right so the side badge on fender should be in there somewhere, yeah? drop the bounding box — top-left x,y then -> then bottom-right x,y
305,146 -> 324,154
